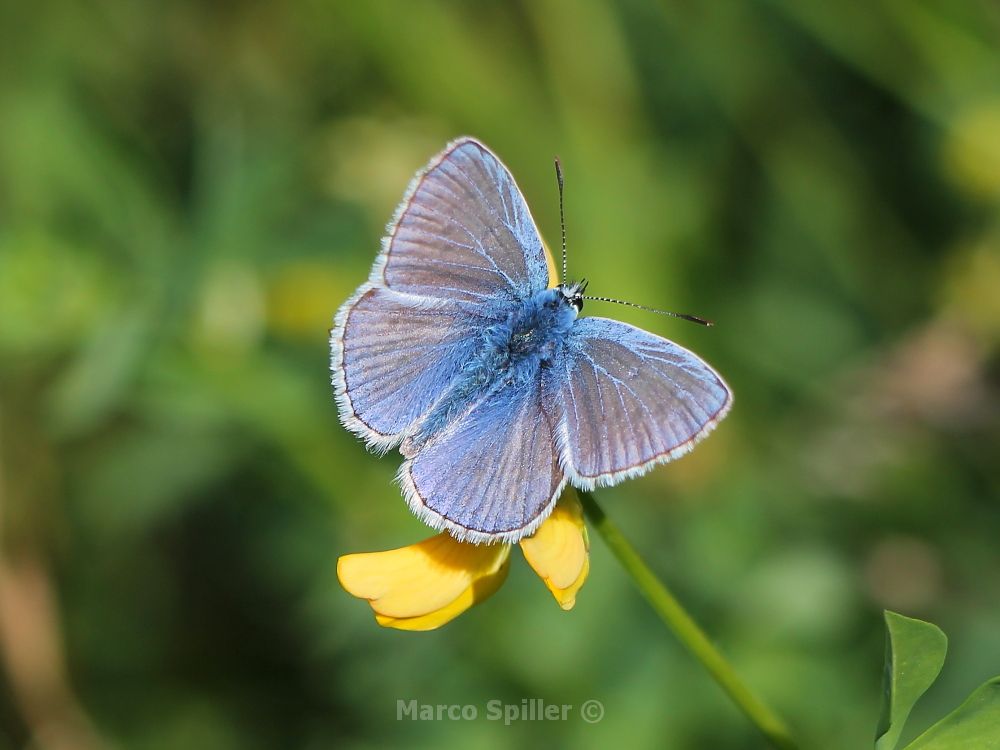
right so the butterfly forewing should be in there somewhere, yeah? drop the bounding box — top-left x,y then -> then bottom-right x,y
556,317 -> 732,487
378,138 -> 550,303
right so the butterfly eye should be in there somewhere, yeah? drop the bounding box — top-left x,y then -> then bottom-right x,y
571,297 -> 583,312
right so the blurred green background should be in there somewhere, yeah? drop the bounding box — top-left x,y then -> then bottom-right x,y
1,1 -> 999,749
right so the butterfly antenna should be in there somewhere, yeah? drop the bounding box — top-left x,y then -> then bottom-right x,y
554,156 -> 568,284
582,295 -> 715,326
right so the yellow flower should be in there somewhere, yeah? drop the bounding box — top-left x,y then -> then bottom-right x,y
338,491 -> 590,630
519,494 -> 589,610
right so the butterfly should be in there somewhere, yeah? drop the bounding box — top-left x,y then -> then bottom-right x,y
330,137 -> 732,544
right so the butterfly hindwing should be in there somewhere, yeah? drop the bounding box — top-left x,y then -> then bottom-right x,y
399,373 -> 566,544
556,317 -> 732,488
332,286 -> 487,452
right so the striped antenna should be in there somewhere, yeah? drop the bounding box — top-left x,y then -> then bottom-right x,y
554,157 -> 568,284
582,295 -> 714,326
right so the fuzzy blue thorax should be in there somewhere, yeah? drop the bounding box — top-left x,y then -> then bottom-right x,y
403,288 -> 578,455
488,286 -> 578,369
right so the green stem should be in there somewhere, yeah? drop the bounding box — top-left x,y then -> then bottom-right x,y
578,490 -> 799,750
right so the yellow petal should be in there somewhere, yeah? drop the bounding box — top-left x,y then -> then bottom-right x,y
338,533 -> 511,630
542,238 -> 560,288
519,490 -> 590,610
373,557 -> 510,631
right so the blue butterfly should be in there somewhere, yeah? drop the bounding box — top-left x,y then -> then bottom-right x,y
331,137 -> 732,544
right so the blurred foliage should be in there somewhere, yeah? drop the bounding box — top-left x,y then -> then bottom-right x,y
0,1 -> 998,749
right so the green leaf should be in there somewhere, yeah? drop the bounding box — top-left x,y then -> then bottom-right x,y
875,611 -> 948,750
903,677 -> 1000,750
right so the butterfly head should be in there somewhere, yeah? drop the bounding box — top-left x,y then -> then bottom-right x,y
558,279 -> 588,313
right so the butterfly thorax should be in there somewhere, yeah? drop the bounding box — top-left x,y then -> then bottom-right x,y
499,287 -> 578,362
400,288 -> 578,456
